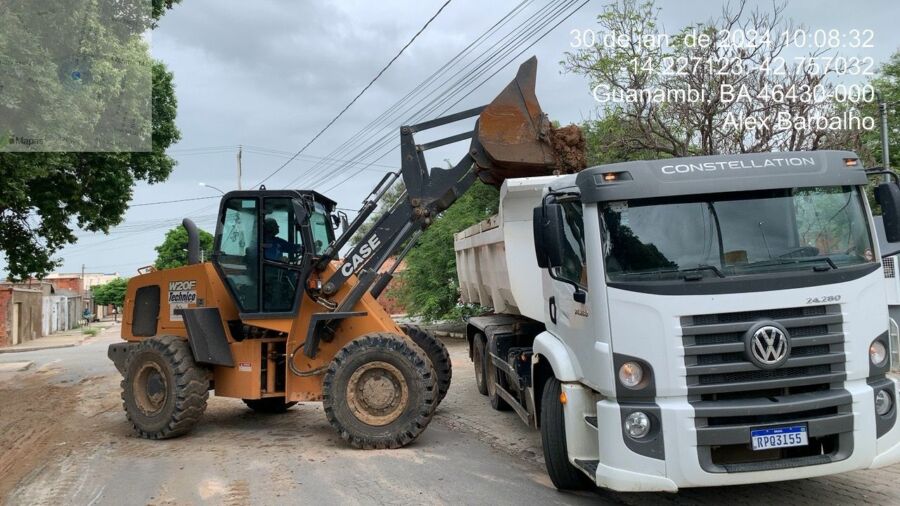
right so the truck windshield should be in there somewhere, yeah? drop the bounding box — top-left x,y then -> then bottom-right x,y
600,186 -> 875,281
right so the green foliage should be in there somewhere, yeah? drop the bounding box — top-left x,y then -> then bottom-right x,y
580,113 -> 665,166
0,2 -> 182,280
398,181 -> 499,321
154,226 -> 214,270
859,51 -> 900,170
82,326 -> 100,336
92,277 -> 129,308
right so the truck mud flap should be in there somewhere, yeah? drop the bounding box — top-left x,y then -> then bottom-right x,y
179,307 -> 235,367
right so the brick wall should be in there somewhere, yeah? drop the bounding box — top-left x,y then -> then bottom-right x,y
47,277 -> 82,293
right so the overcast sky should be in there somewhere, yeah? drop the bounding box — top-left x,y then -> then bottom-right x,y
3,0 -> 898,278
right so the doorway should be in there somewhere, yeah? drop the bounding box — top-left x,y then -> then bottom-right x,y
11,303 -> 21,346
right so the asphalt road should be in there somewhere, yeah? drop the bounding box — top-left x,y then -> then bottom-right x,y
1,326 -> 899,505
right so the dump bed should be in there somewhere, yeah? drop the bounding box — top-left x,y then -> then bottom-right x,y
454,176 -> 564,321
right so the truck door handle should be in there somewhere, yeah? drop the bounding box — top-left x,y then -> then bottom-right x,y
549,296 -> 557,324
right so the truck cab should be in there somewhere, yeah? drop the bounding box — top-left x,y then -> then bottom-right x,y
456,150 -> 900,491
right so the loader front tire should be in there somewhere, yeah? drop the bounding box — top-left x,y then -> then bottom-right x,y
323,333 -> 437,449
243,397 -> 298,413
400,324 -> 452,404
121,336 -> 209,439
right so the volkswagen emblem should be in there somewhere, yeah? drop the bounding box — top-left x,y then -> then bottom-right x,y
745,323 -> 791,369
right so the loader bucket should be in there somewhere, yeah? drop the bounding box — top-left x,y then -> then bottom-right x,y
474,56 -> 558,186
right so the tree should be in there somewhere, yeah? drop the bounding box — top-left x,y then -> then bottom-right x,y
0,1 -> 182,280
398,181 -> 499,321
562,0 -> 857,158
154,226 -> 214,270
92,277 -> 129,321
859,51 -> 900,169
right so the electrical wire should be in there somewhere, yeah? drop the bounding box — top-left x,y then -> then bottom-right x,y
253,0 -> 455,188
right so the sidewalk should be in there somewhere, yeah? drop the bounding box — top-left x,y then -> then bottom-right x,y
0,320 -> 119,354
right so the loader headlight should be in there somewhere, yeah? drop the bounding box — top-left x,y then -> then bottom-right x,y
618,361 -> 644,389
876,389 -> 894,416
870,340 -> 888,367
624,411 -> 651,439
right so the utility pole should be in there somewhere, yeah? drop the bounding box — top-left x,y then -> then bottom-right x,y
237,145 -> 243,190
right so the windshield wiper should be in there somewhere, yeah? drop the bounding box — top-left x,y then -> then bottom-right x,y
615,264 -> 725,280
744,256 -> 838,271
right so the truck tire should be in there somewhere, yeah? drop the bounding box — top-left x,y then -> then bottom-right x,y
540,377 -> 593,490
243,397 -> 298,413
486,346 -> 511,411
400,324 -> 452,404
121,336 -> 210,440
323,333 -> 437,449
473,334 -> 488,396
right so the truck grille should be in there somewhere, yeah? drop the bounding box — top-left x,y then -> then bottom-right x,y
680,305 -> 852,472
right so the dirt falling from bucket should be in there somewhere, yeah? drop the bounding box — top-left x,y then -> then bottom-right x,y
549,124 -> 587,174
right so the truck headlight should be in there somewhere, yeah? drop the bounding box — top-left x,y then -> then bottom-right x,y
870,340 -> 888,367
876,389 -> 893,416
618,361 -> 644,389
624,411 -> 651,439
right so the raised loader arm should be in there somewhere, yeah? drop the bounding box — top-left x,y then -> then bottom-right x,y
303,56 -> 560,357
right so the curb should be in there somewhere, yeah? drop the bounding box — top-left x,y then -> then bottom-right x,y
0,342 -> 79,354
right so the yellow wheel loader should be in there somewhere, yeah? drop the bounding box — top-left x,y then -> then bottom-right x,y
108,57 -> 563,449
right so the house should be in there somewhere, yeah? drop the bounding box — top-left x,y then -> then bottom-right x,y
43,272 -> 119,319
0,284 -> 43,347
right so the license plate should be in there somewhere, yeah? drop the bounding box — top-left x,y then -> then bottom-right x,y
750,425 -> 808,451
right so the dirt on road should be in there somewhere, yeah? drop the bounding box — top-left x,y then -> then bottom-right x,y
2,332 -> 899,505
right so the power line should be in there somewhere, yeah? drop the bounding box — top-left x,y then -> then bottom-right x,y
314,0 -> 588,194
131,196 -> 220,207
254,0 -> 454,188
281,0 -> 537,190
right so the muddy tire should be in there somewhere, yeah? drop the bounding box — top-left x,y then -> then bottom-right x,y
323,333 -> 437,449
473,334 -> 488,396
485,342 -> 510,411
400,324 -> 452,404
121,336 -> 210,439
541,377 -> 593,490
243,397 -> 298,413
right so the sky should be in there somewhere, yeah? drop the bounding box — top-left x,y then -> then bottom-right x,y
3,0 -> 899,278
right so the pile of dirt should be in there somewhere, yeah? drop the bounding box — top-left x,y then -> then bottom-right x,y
548,124 -> 587,174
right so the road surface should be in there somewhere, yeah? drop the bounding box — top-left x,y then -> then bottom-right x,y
1,326 -> 898,505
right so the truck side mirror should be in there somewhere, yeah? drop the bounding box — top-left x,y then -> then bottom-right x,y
533,202 -> 566,269
876,182 -> 900,242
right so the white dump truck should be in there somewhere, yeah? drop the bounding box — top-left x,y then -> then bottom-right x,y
454,151 -> 900,491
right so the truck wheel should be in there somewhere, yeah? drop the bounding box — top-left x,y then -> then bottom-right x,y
473,334 -> 488,396
121,336 -> 209,440
323,333 -> 437,449
485,346 -> 511,411
243,397 -> 298,413
400,324 -> 452,404
541,377 -> 593,490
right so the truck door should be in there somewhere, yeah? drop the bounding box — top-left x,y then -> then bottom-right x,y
543,200 -> 592,379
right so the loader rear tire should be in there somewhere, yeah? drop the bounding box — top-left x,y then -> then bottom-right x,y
243,397 -> 298,413
121,336 -> 209,440
400,324 -> 452,404
541,377 -> 593,490
323,333 -> 437,449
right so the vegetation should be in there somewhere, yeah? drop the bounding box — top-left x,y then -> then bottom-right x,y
154,226 -> 214,269
397,181 -> 498,321
92,277 -> 129,309
0,0 -> 183,280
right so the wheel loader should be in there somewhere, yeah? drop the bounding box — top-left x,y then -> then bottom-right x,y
107,57 -> 565,449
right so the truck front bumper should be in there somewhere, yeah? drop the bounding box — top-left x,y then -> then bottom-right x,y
576,377 -> 900,492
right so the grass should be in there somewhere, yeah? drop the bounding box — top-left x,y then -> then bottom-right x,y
82,326 -> 100,337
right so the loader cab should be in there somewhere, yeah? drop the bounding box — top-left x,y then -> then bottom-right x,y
212,190 -> 336,317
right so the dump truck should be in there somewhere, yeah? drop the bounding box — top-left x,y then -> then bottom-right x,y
106,57 -> 564,449
456,153 -> 900,490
